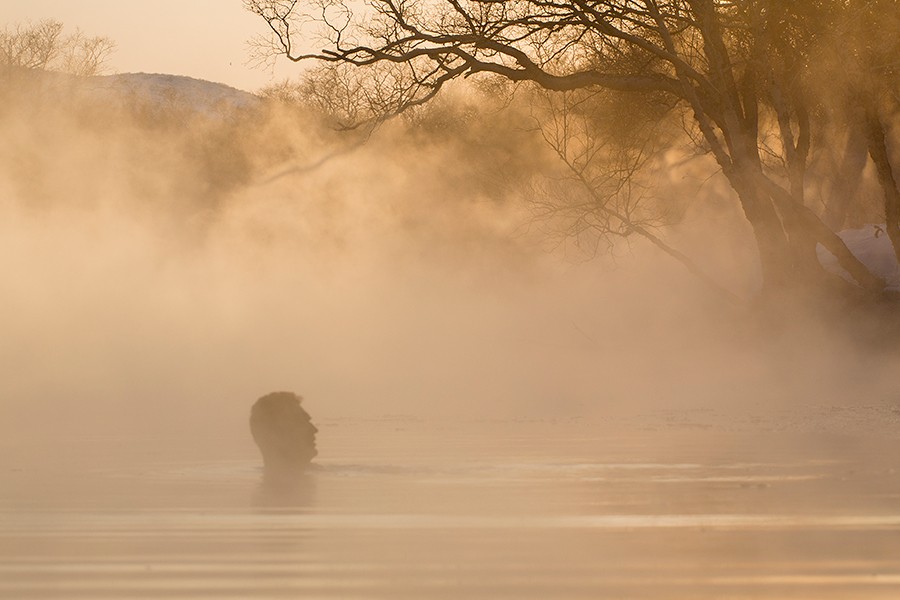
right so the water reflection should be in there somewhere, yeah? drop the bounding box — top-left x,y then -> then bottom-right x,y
253,469 -> 318,508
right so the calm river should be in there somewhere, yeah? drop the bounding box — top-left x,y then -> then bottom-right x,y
3,414 -> 900,599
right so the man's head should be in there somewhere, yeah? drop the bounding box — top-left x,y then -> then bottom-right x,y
250,392 -> 318,474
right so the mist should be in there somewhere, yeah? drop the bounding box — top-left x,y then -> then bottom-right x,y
1,70 -> 897,450
4,16 -> 900,596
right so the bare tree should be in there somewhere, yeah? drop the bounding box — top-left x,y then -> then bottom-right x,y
0,20 -> 64,71
58,29 -> 116,77
245,0 -> 891,297
0,19 -> 114,77
522,85 -> 740,301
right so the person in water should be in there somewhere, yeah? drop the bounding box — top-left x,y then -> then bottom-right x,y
250,391 -> 317,478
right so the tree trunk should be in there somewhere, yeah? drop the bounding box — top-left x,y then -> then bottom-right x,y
727,164 -> 885,295
726,167 -> 795,291
863,109 -> 900,266
780,208 -> 827,286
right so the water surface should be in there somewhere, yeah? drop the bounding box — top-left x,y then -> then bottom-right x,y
3,415 -> 900,599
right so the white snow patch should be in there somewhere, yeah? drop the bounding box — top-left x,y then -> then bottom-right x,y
817,224 -> 900,291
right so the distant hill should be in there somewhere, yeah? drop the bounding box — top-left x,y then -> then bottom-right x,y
3,67 -> 261,115
84,72 -> 261,114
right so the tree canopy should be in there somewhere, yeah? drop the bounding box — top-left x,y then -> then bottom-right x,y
246,0 -> 900,300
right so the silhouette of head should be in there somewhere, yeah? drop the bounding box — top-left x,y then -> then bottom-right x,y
250,392 -> 317,476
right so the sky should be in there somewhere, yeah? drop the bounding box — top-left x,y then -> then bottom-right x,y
0,0 -> 289,92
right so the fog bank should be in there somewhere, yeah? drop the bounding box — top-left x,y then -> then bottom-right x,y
1,72 -> 897,445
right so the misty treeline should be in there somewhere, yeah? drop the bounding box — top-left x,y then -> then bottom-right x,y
245,0 -> 900,301
0,76 -> 251,218
0,24 -> 550,261
0,19 -> 279,225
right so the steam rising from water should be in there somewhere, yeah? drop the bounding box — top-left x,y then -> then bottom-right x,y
0,72 -> 897,446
